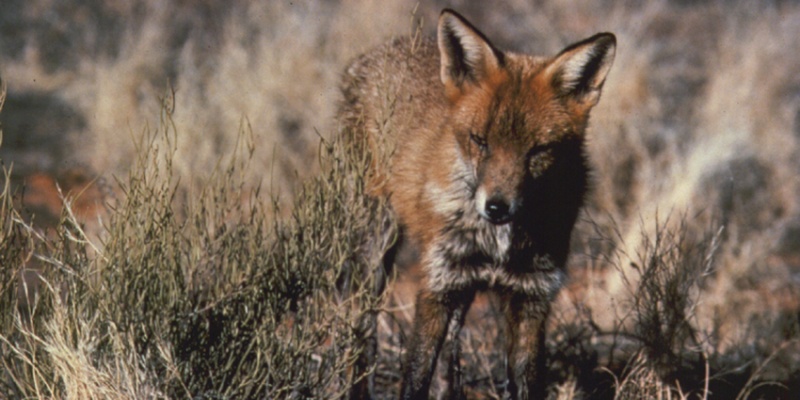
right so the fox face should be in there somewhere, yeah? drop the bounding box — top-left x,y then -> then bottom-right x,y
449,80 -> 577,227
438,12 -> 615,232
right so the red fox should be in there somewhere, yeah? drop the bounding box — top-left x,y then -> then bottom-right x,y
338,9 -> 615,399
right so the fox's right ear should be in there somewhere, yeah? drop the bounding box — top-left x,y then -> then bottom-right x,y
438,9 -> 503,98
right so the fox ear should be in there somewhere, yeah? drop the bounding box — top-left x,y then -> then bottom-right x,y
438,9 -> 503,95
545,33 -> 616,107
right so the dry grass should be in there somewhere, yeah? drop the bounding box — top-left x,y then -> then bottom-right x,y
1,0 -> 799,398
0,82 -> 395,398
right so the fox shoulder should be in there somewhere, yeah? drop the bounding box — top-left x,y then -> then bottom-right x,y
337,35 -> 444,146
340,37 -> 439,104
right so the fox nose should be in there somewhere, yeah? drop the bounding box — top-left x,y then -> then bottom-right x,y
484,196 -> 511,224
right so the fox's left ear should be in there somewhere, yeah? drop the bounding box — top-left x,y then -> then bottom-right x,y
545,33 -> 616,107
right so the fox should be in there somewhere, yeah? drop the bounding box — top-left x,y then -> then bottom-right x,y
338,9 -> 615,400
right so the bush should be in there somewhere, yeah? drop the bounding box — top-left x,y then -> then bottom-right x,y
0,86 -> 392,398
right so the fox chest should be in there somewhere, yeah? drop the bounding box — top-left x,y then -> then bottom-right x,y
420,215 -> 565,301
397,152 -> 566,300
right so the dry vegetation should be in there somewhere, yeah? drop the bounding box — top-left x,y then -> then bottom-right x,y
1,0 -> 799,399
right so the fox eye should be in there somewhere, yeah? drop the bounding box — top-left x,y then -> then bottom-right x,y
528,148 -> 554,177
469,132 -> 488,152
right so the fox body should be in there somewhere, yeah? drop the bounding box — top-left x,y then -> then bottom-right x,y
339,9 -> 615,399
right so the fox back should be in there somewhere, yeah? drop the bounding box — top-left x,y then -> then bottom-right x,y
339,9 -> 615,399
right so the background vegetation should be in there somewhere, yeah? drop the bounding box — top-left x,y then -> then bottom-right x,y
1,0 -> 798,398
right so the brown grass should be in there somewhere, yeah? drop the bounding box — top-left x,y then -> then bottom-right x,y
1,0 -> 799,398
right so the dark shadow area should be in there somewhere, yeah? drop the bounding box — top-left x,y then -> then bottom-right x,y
0,90 -> 86,172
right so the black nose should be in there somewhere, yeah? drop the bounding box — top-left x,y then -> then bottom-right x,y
485,197 -> 511,224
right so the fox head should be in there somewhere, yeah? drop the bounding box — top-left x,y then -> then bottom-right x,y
437,9 -> 616,225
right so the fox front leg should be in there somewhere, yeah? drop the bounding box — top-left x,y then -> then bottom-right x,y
504,294 -> 550,400
400,288 -> 473,400
437,296 -> 472,400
